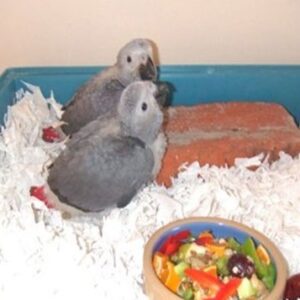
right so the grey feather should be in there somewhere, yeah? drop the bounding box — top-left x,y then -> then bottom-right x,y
48,81 -> 164,212
61,39 -> 157,135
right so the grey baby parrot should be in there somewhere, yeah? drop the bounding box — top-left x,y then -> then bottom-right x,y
61,38 -> 158,135
47,81 -> 164,213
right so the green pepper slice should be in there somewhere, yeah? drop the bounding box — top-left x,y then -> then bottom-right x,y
241,237 -> 268,279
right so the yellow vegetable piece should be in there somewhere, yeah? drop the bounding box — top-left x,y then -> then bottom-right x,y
152,252 -> 169,282
206,244 -> 226,257
203,265 -> 218,277
256,244 -> 271,265
164,261 -> 182,293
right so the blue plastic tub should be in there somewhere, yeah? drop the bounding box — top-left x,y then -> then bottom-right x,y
0,65 -> 300,125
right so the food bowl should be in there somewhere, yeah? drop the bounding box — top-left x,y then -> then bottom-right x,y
143,217 -> 288,300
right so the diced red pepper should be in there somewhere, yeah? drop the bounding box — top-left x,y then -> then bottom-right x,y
159,230 -> 191,256
164,240 -> 181,256
159,236 -> 174,254
42,126 -> 60,143
208,277 -> 241,300
173,230 -> 191,241
185,268 -> 224,291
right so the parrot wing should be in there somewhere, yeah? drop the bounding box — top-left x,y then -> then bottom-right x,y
61,69 -> 124,135
48,135 -> 154,212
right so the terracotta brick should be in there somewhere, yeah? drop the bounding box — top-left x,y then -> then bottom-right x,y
165,102 -> 297,132
157,102 -> 300,187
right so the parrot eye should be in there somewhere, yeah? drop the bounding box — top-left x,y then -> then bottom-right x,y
127,56 -> 132,63
141,102 -> 148,111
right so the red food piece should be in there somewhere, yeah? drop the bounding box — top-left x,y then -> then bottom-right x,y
42,126 -> 60,143
196,235 -> 214,246
284,273 -> 300,300
196,231 -> 214,246
159,236 -> 173,254
159,230 -> 191,255
30,186 -> 54,208
212,277 -> 242,300
173,230 -> 191,241
185,268 -> 224,291
159,236 -> 181,256
164,240 -> 181,256
30,186 -> 47,201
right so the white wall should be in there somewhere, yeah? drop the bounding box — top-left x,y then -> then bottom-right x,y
1,0 -> 300,74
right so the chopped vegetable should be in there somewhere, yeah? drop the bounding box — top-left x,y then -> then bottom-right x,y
206,243 -> 226,258
179,243 -> 206,260
159,230 -> 191,256
185,268 -> 223,291
203,265 -> 218,277
256,244 -> 271,265
178,243 -> 192,260
212,277 -> 242,300
173,230 -> 191,241
227,237 -> 241,252
262,263 -> 276,290
178,282 -> 194,300
182,289 -> 193,300
237,277 -> 257,299
216,256 -> 230,276
159,236 -> 181,255
174,261 -> 190,278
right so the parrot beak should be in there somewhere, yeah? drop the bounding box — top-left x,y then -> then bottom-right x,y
154,81 -> 171,107
139,56 -> 157,81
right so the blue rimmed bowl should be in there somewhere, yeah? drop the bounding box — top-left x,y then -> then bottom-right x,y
143,217 -> 288,300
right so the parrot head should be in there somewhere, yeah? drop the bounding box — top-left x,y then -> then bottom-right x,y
117,39 -> 158,85
118,81 -> 163,145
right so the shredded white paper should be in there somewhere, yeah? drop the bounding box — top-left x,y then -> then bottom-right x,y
0,85 -> 299,300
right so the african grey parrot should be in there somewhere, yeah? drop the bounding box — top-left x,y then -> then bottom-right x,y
47,81 -> 164,213
61,38 -> 159,135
